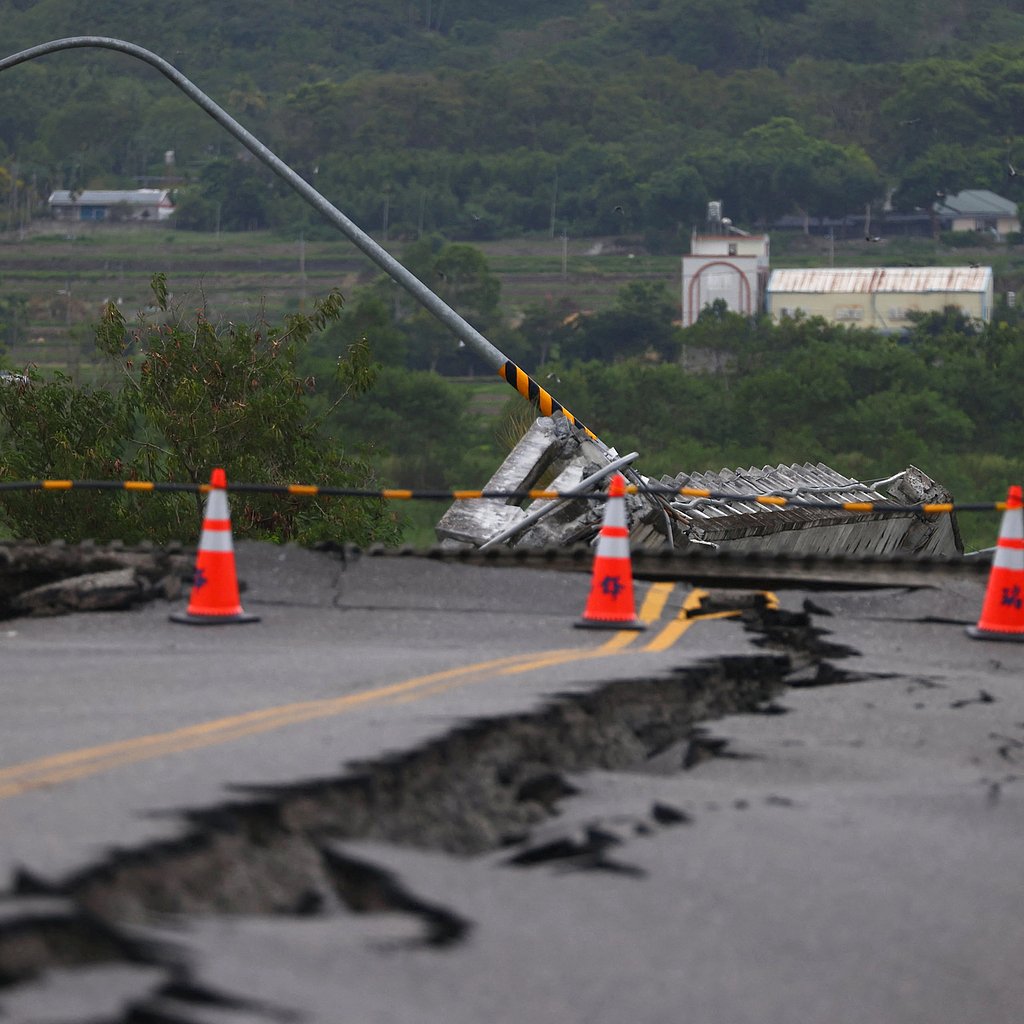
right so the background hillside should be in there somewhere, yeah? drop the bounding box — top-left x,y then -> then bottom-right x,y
3,0 -> 1024,242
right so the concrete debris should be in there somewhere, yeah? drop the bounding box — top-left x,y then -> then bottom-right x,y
14,568 -> 158,617
436,414 -> 603,548
0,540 -> 192,619
436,416 -> 963,557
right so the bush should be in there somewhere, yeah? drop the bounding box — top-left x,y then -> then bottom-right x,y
939,229 -> 995,248
0,276 -> 402,546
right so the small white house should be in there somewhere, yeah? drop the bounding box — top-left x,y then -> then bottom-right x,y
48,189 -> 174,223
681,202 -> 771,326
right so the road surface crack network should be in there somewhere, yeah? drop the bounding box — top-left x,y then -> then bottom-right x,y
0,603 -> 842,1021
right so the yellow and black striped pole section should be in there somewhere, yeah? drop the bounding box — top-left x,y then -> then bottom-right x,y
498,359 -> 600,443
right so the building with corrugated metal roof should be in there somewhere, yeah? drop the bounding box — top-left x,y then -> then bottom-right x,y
766,266 -> 994,330
48,189 -> 174,223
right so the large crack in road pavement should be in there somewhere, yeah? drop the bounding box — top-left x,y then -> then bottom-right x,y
0,602 -> 863,1021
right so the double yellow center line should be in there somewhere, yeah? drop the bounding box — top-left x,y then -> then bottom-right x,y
0,584 -> 770,801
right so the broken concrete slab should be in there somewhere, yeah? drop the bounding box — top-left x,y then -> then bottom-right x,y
436,415 -> 962,558
13,568 -> 157,617
435,415 -> 630,549
0,540 -> 191,619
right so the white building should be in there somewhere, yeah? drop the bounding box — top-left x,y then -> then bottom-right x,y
48,189 -> 175,223
681,202 -> 771,326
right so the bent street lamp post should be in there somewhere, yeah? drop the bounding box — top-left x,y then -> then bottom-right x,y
0,37 -> 606,448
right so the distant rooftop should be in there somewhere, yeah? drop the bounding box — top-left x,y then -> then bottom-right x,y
933,189 -> 1017,218
48,189 -> 172,206
767,266 -> 992,295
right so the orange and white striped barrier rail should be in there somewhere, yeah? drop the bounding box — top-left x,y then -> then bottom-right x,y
0,477 -> 1014,516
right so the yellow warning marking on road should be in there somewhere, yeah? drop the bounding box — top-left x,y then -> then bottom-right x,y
495,582 -> 680,670
0,651 -> 566,801
638,581 -> 674,623
643,588 -> 709,652
388,647 -> 595,704
495,646 -> 610,676
643,588 -> 780,651
2,582 -> 783,801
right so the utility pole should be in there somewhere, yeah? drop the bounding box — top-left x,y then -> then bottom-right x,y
549,165 -> 558,238
0,36 -> 610,452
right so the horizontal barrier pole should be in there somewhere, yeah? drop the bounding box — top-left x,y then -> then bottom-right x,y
0,478 -> 1014,514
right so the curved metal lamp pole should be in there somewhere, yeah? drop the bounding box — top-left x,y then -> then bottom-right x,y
0,36 -> 606,447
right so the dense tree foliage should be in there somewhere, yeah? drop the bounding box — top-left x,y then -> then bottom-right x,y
0,278 -> 400,545
534,303 -> 1024,548
2,2 -> 1024,240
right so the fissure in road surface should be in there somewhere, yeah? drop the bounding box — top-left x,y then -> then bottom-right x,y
0,604 -> 858,1020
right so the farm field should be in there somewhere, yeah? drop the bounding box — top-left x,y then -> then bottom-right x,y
3,221 -> 1023,380
0,224 -> 682,376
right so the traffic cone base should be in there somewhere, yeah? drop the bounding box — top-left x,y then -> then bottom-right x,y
966,624 -> 1023,642
170,608 -> 260,626
967,484 -> 1024,643
171,468 -> 260,626
576,615 -> 646,632
575,473 -> 646,631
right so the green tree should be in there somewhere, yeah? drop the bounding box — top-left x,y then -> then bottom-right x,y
714,117 -> 882,225
0,277 -> 401,546
191,157 -> 275,232
562,281 -> 681,363
396,241 -> 502,373
0,371 -> 140,542
892,143 -> 1003,213
638,163 -> 708,250
0,295 -> 27,350
324,367 -> 489,489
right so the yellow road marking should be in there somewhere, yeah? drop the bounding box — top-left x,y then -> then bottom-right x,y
638,582 -> 674,623
643,588 -> 708,652
496,646 -> 610,676
1,581 -> 776,801
0,651 -> 556,800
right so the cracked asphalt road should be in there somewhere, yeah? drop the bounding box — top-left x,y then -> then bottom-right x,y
2,543 -> 1024,1023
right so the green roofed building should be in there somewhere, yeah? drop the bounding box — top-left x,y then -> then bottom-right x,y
933,189 -> 1019,239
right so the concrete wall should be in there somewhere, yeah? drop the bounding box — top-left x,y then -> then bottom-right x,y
768,287 -> 992,329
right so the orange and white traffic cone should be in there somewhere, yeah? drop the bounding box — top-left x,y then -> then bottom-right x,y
575,472 -> 646,631
170,467 -> 259,625
967,484 -> 1024,642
